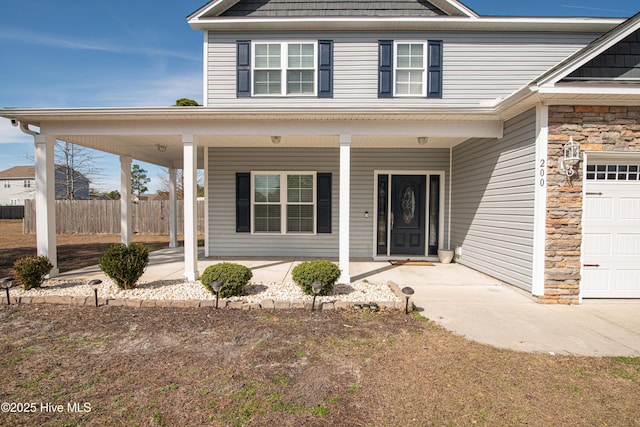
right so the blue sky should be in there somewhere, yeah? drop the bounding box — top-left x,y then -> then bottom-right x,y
0,0 -> 637,193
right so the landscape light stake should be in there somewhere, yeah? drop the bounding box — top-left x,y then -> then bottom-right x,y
211,280 -> 223,309
0,277 -> 14,305
311,282 -> 322,311
88,279 -> 102,307
401,286 -> 415,314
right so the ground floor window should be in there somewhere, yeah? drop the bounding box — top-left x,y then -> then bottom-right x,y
252,172 -> 315,234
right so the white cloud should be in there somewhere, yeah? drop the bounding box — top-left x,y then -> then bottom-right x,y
0,27 -> 201,62
0,120 -> 32,144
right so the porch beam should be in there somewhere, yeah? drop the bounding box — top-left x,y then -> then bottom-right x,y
169,167 -> 178,248
34,134 -> 59,277
338,134 -> 351,283
183,134 -> 199,281
43,119 -> 504,139
120,155 -> 132,245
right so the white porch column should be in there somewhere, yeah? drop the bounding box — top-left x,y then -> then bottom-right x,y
183,134 -> 199,281
120,155 -> 132,245
532,104 -> 549,297
34,134 -> 58,277
168,167 -> 178,248
338,134 -> 351,283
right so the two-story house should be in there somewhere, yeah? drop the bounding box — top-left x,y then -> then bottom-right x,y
1,0 -> 640,303
0,165 -> 90,206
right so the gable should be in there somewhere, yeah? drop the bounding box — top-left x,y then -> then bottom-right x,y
563,29 -> 640,82
219,0 -> 447,18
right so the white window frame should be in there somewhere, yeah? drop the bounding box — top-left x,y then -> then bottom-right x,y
3,180 -> 10,188
252,41 -> 317,97
251,171 -> 317,235
394,41 -> 427,97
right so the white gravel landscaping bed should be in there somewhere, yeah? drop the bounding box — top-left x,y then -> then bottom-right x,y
10,278 -> 401,304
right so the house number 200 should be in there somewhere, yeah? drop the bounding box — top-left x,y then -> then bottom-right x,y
539,159 -> 546,187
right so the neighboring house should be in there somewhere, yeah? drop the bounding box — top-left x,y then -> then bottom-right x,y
1,0 -> 640,303
0,165 -> 90,205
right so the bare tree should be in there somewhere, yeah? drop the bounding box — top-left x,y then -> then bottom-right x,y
156,169 -> 204,199
55,141 -> 104,199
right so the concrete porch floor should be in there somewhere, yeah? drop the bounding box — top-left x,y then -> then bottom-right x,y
56,247 -> 640,357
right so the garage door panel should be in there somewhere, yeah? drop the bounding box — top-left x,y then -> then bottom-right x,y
583,233 -> 612,256
618,234 -> 640,256
619,198 -> 640,219
583,161 -> 640,298
617,270 -> 640,291
585,197 -> 613,219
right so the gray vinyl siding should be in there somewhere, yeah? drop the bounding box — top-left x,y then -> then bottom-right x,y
207,147 -> 450,258
207,31 -> 599,107
451,108 -> 536,291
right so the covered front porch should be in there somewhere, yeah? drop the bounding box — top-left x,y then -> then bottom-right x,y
3,107 -> 504,284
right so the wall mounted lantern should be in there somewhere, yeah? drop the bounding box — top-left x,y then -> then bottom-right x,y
559,136 -> 581,177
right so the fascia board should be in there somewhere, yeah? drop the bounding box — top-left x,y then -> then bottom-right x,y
189,16 -> 622,32
430,0 -> 479,18
187,0 -> 242,21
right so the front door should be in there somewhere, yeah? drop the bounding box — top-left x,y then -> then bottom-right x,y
390,175 -> 426,255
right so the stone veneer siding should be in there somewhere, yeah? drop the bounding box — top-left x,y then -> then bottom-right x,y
543,106 -> 640,304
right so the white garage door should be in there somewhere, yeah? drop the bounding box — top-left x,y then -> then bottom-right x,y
583,161 -> 640,298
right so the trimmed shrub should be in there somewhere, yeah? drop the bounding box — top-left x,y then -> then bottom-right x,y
99,243 -> 149,289
201,263 -> 253,298
291,260 -> 341,296
13,255 -> 53,290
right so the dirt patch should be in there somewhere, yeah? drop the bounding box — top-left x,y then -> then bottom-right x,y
0,305 -> 639,426
0,220 -> 196,277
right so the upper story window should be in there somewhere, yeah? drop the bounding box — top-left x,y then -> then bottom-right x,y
395,43 -> 425,96
3,181 -> 10,188
237,40 -> 333,98
253,42 -> 316,96
379,40 -> 443,99
24,180 -> 31,188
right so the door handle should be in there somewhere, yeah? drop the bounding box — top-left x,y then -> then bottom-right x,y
583,264 -> 600,268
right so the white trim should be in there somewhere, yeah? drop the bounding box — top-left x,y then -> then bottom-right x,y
120,155 -> 132,246
169,167 -> 178,249
34,134 -> 58,277
393,41 -> 427,98
203,150 -> 209,257
448,147 -> 452,249
183,134 -> 199,281
339,134 -> 351,283
203,31 -> 209,107
250,171 -> 317,235
372,170 -> 445,258
532,104 -> 548,296
189,17 -> 622,33
251,41 -> 318,97
579,151 -> 588,304
537,86 -> 640,95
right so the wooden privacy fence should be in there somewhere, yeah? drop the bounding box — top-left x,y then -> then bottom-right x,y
24,199 -> 204,235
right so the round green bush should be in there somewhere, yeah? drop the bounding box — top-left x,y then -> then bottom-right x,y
13,255 -> 53,290
291,260 -> 341,296
99,243 -> 149,289
201,262 -> 253,298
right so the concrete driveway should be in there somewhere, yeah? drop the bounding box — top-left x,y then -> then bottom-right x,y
58,249 -> 640,357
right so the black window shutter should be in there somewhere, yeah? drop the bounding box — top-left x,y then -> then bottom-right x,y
427,40 -> 443,99
236,172 -> 251,232
318,40 -> 333,98
378,40 -> 393,98
317,173 -> 332,233
237,41 -> 251,97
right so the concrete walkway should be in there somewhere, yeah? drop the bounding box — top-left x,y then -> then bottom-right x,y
57,248 -> 640,357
